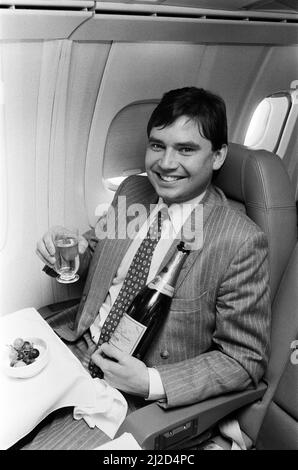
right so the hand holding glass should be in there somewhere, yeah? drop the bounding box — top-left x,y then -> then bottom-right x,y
54,228 -> 80,283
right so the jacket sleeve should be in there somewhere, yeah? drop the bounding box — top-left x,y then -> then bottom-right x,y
156,231 -> 271,408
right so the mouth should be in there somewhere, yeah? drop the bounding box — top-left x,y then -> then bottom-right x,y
155,172 -> 185,183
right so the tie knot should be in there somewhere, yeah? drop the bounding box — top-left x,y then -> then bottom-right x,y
159,204 -> 169,226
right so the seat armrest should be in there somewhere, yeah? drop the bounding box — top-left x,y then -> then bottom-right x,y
116,382 -> 267,450
38,298 -> 80,321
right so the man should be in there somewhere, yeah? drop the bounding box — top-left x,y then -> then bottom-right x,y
30,87 -> 270,449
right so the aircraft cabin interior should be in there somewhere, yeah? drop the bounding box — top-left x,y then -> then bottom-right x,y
0,0 -> 297,452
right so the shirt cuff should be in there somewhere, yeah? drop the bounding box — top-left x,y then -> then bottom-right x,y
146,367 -> 166,401
42,265 -> 58,278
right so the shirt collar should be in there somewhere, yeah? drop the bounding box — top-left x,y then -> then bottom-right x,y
157,191 -> 206,233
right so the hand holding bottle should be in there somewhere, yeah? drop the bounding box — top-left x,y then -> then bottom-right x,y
91,343 -> 150,397
89,241 -> 190,379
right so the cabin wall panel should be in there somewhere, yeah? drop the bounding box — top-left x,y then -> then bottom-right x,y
190,45 -> 271,142
0,41 -> 53,315
0,39 -> 112,315
64,41 -> 112,232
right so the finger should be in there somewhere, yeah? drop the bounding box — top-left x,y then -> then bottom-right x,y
35,247 -> 55,267
78,236 -> 88,255
91,346 -> 109,365
101,342 -> 126,363
36,239 -> 56,266
43,231 -> 56,257
91,349 -> 118,373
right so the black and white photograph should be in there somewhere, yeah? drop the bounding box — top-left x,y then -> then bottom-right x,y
0,0 -> 297,454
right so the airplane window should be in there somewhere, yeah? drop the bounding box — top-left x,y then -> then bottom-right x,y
103,101 -> 159,191
244,94 -> 291,152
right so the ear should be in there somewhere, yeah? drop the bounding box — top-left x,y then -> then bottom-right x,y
212,145 -> 228,171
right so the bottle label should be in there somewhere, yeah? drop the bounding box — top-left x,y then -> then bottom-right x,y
109,313 -> 147,355
148,276 -> 174,297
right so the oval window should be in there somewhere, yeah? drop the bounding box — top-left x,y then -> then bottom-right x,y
244,94 -> 291,152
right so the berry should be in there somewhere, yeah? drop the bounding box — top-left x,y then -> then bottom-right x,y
23,356 -> 33,365
29,348 -> 39,359
22,341 -> 31,351
13,338 -> 24,350
13,360 -> 26,367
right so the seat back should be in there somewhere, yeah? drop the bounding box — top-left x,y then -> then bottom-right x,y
213,143 -> 297,301
242,242 -> 298,449
214,143 -> 298,445
276,93 -> 298,232
256,359 -> 298,450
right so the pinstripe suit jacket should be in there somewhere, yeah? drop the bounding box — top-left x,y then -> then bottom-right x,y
51,175 -> 271,409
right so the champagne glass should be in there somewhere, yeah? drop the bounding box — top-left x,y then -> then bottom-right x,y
54,227 -> 80,284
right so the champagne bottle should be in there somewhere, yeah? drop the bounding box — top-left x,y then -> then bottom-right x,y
89,241 -> 190,378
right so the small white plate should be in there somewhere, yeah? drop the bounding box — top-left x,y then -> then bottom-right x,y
1,337 -> 49,379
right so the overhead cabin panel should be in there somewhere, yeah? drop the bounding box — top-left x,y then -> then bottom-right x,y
70,4 -> 298,45
0,1 -> 94,39
94,0 -> 298,14
98,1 -> 281,11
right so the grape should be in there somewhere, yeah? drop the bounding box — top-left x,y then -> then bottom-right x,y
13,338 -> 24,350
22,341 -> 31,351
23,356 -> 34,365
29,348 -> 39,359
13,360 -> 26,367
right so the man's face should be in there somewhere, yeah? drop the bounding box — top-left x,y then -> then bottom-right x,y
145,116 -> 227,205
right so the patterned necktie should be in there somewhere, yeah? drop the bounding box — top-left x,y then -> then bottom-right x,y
88,207 -> 167,377
100,208 -> 167,345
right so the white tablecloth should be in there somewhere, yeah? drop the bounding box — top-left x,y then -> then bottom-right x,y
0,308 -> 127,450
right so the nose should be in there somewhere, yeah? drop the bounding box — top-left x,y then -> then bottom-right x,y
158,147 -> 178,171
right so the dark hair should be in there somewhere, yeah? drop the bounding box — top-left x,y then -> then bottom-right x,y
147,87 -> 228,151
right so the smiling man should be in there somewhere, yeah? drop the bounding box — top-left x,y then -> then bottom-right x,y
145,88 -> 227,205
30,87 -> 271,450
146,117 -> 226,205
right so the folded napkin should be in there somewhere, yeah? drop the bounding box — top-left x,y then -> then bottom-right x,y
0,308 -> 127,449
94,432 -> 142,450
74,378 -> 127,439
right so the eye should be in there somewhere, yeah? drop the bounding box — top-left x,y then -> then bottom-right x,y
179,147 -> 195,155
149,142 -> 164,152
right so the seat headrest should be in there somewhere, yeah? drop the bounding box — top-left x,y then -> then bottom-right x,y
214,143 -> 297,299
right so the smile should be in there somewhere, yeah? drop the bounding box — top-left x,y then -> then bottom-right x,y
157,173 -> 185,182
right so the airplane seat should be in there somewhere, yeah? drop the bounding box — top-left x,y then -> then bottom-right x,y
213,143 -> 297,298
256,342 -> 298,450
241,241 -> 298,450
274,96 -> 298,235
116,143 -> 298,450
283,143 -> 298,235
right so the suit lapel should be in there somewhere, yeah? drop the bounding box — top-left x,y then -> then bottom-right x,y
77,177 -> 157,335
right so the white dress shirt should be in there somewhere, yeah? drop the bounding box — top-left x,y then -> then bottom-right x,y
90,191 -> 205,400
